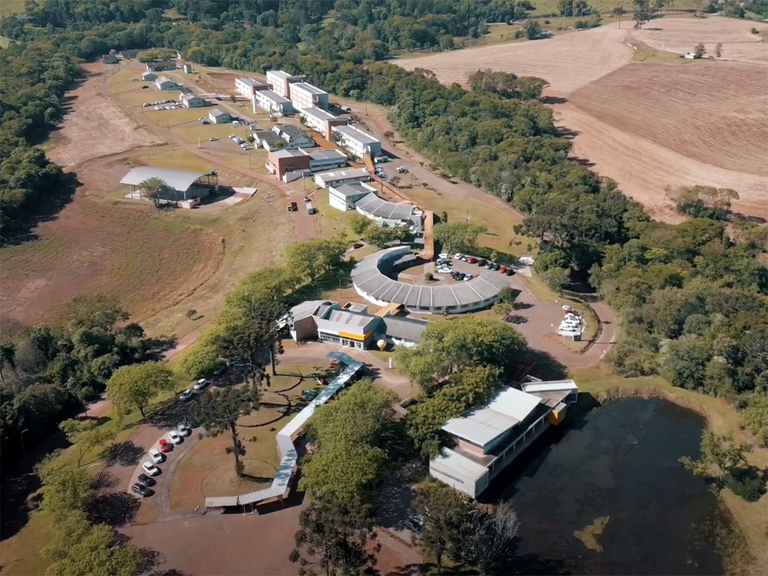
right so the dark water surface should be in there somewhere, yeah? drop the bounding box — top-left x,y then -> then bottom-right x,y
488,398 -> 731,575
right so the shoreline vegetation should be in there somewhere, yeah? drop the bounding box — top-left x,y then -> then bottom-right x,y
572,367 -> 767,575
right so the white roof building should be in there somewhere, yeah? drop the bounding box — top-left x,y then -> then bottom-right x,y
314,167 -> 371,189
331,124 -> 382,158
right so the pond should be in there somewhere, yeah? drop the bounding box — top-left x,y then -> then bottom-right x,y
489,398 -> 738,575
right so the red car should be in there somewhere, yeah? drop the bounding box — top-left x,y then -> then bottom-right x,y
352,242 -> 364,249
467,257 -> 477,264
159,439 -> 172,453
498,265 -> 506,273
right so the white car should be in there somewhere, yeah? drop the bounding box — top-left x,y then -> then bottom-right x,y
178,389 -> 194,402
439,253 -> 449,259
168,430 -> 182,444
454,253 -> 463,260
438,268 -> 452,274
194,378 -> 208,390
149,448 -> 164,463
562,305 -> 575,312
177,423 -> 192,436
142,462 -> 160,476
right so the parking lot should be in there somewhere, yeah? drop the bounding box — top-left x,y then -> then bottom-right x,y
428,252 -> 518,285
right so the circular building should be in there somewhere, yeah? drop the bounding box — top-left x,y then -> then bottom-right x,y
351,246 -> 510,314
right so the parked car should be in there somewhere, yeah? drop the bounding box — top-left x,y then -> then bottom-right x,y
149,448 -> 164,463
168,430 -> 182,445
304,196 -> 310,202
142,462 -> 160,476
404,514 -> 424,532
138,473 -> 156,487
179,389 -> 194,402
466,256 -> 476,263
476,259 -> 487,267
352,242 -> 364,249
193,378 -> 208,390
498,265 -> 507,273
177,423 -> 192,436
209,137 -> 218,142
454,253 -> 463,260
132,483 -> 153,497
158,439 -> 172,453
439,253 -> 449,259
504,268 -> 515,276
396,166 -> 407,173
485,262 -> 494,269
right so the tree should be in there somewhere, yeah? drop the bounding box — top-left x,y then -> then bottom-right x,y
492,300 -> 514,318
523,18 -> 541,40
185,308 -> 198,320
455,503 -> 520,575
715,42 -> 722,57
633,0 -> 651,27
680,431 -> 765,501
285,237 -> 347,282
0,342 -> 16,386
350,213 -> 373,235
59,419 -> 115,465
434,222 -> 487,253
412,481 -> 473,575
37,454 -> 94,519
179,326 -> 224,379
362,224 -> 409,248
45,520 -> 142,576
137,177 -> 171,207
290,499 -> 380,576
106,361 -> 176,417
191,386 -> 259,476
694,42 -> 706,58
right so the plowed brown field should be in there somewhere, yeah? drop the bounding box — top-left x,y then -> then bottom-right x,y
395,17 -> 768,221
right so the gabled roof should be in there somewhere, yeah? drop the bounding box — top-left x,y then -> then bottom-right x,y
119,167 -> 208,192
442,387 -> 542,449
209,108 -> 228,117
333,124 -> 380,145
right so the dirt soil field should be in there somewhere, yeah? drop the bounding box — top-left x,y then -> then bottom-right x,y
47,67 -> 163,168
629,15 -> 768,63
395,17 -> 768,221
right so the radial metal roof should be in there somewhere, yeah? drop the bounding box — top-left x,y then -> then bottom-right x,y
119,167 -> 209,192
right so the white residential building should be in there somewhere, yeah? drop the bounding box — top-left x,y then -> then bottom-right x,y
271,124 -> 314,149
328,181 -> 377,211
331,124 -> 381,158
314,168 -> 371,190
289,83 -> 329,112
266,70 -> 306,99
208,109 -> 230,124
141,71 -> 157,81
300,107 -> 348,139
253,89 -> 293,116
234,77 -> 268,98
180,93 -> 206,108
155,76 -> 179,91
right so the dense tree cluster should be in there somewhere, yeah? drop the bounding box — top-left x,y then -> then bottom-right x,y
469,69 -> 549,100
0,296 -> 161,465
395,317 -> 527,455
37,454 -> 142,576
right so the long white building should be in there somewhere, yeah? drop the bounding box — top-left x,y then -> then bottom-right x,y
235,77 -> 268,98
331,124 -> 381,158
253,89 -> 293,116
266,70 -> 306,99
290,83 -> 329,111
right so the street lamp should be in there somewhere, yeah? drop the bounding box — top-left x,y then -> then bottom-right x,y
20,428 -> 29,458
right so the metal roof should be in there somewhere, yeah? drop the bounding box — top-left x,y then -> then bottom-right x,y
209,108 -> 228,117
301,106 -> 337,121
331,182 -> 375,198
315,168 -> 371,184
291,82 -> 327,96
119,167 -> 209,192
309,149 -> 346,161
381,316 -> 428,342
442,387 -> 542,449
355,193 -> 422,224
236,77 -> 265,87
351,247 -> 511,311
521,380 -> 578,393
256,89 -> 290,104
320,309 -> 376,333
290,300 -> 336,322
267,70 -> 304,81
431,447 -> 489,483
332,124 -> 380,145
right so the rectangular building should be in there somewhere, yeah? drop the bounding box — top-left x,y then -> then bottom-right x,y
208,109 -> 230,124
272,124 -> 314,149
266,70 -> 306,99
235,77 -> 269,98
155,76 -> 179,91
253,89 -> 293,116
267,149 -> 347,181
102,54 -> 118,64
328,181 -> 377,212
331,124 -> 381,158
141,71 -> 157,81
289,83 -> 329,112
300,107 -> 348,139
147,60 -> 176,72
314,168 -> 371,190
430,383 -> 577,498
180,93 -> 206,108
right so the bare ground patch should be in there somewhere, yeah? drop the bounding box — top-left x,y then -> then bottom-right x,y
394,24 -> 634,95
47,64 -> 163,168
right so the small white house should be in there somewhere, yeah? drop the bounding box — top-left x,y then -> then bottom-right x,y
181,93 -> 206,108
328,181 -> 377,211
141,71 -> 157,81
208,109 -> 231,124
155,76 -> 179,91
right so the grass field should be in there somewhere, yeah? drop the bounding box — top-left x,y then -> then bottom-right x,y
0,0 -> 25,18
403,185 -> 532,257
529,0 -> 705,15
172,122 -> 248,144
0,511 -> 52,576
144,107 -> 214,127
118,90 -> 169,106
307,182 -> 367,239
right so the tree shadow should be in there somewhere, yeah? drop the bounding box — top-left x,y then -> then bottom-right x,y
506,315 -> 528,325
92,470 -> 120,491
143,398 -> 194,429
87,492 -> 141,527
513,302 -> 534,310
138,548 -> 166,573
103,441 -> 145,467
497,548 -> 571,575
382,563 -> 431,576
144,334 -> 179,358
730,211 -> 767,224
541,95 -> 568,105
526,348 -> 568,381
1,172 -> 81,246
149,570 -> 193,576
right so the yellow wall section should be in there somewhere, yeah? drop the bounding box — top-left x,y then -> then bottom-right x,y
337,331 -> 371,341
